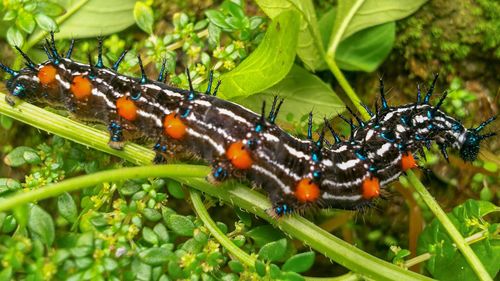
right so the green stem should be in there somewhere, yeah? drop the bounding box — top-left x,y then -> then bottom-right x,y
190,190 -> 256,268
0,92 -> 433,281
0,165 -> 208,213
404,229 -> 492,268
326,0 -> 364,58
325,57 -> 369,120
405,171 -> 493,281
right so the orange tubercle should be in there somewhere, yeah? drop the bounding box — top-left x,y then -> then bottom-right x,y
294,178 -> 320,203
226,141 -> 253,169
70,76 -> 93,100
116,96 -> 138,121
401,152 -> 417,171
361,177 -> 380,200
163,113 -> 187,139
38,65 -> 57,85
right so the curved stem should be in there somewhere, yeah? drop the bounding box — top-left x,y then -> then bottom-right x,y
326,0 -> 364,58
0,165 -> 208,213
404,229 -> 493,268
325,57 -> 368,119
190,190 -> 256,267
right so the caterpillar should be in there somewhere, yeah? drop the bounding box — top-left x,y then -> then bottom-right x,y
1,34 -> 496,217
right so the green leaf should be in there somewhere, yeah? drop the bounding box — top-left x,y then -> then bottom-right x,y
1,215 -> 17,233
142,227 -> 159,245
0,178 -> 22,195
120,181 -> 141,195
6,26 -> 24,47
103,257 -> 118,271
36,2 -> 66,17
17,10 -> 36,33
0,267 -> 12,281
327,0 -> 427,58
28,205 -> 55,246
270,263 -> 282,278
143,208 -> 162,222
133,260 -> 152,280
281,271 -> 305,281
3,146 -> 40,167
225,1 -> 245,19
153,223 -> 170,243
217,10 -> 300,99
139,247 -> 172,266
3,10 -> 17,21
133,2 -> 154,34
417,199 -> 500,281
34,13 -> 57,31
258,238 -> 287,261
166,179 -> 185,199
282,251 -> 315,273
335,22 -> 395,72
57,192 -> 78,223
205,10 -> 231,29
228,260 -> 244,273
255,0 -> 325,71
255,259 -> 267,277
234,65 -> 344,124
26,0 -> 136,50
246,225 -> 286,248
0,115 -> 13,129
70,232 -> 94,257
166,214 -> 195,236
319,8 -> 396,71
13,204 -> 29,229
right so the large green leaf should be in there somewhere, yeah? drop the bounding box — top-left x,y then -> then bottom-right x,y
327,0 -> 427,58
218,10 -> 300,99
255,0 -> 324,71
319,8 -> 396,72
25,0 -> 136,50
233,65 -> 344,125
335,22 -> 395,72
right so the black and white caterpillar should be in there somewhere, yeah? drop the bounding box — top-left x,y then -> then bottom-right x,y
1,34 -> 496,216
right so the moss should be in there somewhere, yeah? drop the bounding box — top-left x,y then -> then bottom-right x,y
394,0 -> 500,76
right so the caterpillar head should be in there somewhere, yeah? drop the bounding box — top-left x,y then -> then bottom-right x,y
460,117 -> 496,161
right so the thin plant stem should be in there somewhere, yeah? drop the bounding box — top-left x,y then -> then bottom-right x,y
404,229 -> 492,268
190,190 -> 256,267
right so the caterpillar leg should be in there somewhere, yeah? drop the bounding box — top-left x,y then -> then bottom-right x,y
5,94 -> 18,106
107,121 -> 125,150
206,160 -> 231,184
264,188 -> 295,218
152,141 -> 171,164
266,202 -> 294,218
